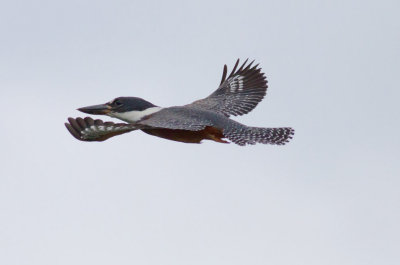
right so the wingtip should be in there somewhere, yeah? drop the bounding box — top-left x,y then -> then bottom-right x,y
228,59 -> 241,78
65,121 -> 83,141
220,64 -> 228,85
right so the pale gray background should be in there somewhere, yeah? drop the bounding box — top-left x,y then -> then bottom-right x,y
1,0 -> 399,264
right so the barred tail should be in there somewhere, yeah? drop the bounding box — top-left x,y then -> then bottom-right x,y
224,127 -> 295,146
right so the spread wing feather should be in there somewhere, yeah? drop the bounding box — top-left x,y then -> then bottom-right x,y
65,117 -> 140,142
187,59 -> 268,117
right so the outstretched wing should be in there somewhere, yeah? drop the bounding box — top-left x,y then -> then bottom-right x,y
187,59 -> 268,117
65,117 -> 140,142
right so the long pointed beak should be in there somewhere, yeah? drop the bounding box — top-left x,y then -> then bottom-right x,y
78,104 -> 111,115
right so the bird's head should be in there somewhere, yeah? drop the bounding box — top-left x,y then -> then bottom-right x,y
78,97 -> 161,123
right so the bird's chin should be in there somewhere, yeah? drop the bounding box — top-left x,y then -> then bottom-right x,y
77,104 -> 111,115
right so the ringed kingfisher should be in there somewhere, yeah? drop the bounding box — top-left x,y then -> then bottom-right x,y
65,59 -> 294,146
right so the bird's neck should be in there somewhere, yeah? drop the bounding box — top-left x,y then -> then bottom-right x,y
110,107 -> 163,123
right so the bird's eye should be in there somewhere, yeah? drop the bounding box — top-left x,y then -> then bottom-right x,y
114,100 -> 122,106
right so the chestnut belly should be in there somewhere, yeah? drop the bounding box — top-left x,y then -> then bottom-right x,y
141,126 -> 228,144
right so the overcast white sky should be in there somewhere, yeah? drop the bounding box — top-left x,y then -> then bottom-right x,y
1,0 -> 399,264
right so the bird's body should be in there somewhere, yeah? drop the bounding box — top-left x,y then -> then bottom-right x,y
65,59 -> 294,146
137,107 -> 229,144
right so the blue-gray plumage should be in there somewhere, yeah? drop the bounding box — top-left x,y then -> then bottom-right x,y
65,59 -> 294,145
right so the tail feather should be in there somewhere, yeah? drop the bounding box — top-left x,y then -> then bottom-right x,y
224,127 -> 295,146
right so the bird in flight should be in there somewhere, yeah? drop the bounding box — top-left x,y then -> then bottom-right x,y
65,59 -> 294,146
